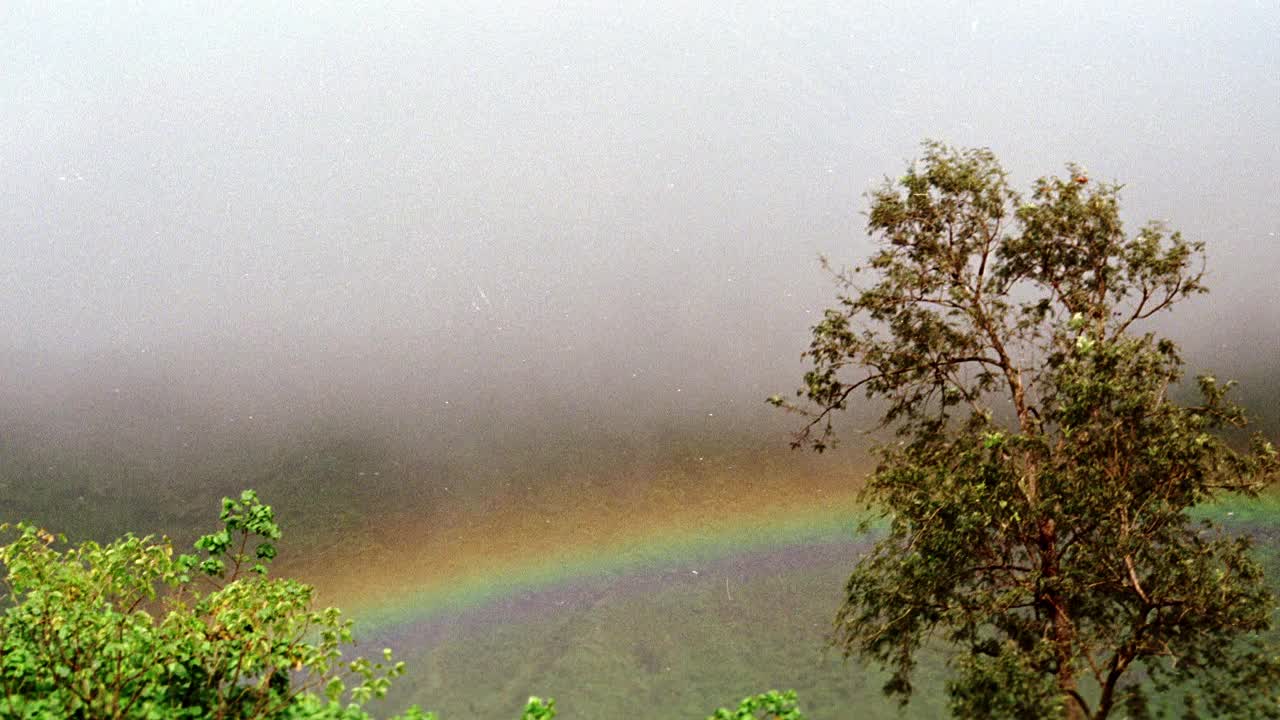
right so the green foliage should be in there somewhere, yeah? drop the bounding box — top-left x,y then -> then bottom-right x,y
706,689 -> 806,720
0,488 -> 808,720
779,142 -> 1280,718
0,490 -> 417,720
520,696 -> 556,720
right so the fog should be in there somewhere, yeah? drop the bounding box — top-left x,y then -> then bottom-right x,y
2,1 -> 1279,538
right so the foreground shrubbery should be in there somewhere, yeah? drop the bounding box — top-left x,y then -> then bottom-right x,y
0,491 -> 801,719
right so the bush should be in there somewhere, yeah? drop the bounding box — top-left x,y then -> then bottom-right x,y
0,490 -> 415,720
705,689 -> 806,720
0,489 -> 802,719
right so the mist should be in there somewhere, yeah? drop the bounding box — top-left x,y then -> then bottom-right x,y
3,0 -> 1279,537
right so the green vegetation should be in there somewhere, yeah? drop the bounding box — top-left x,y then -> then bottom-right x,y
0,490 -> 416,720
706,690 -> 805,719
776,142 -> 1280,718
0,489 -> 807,719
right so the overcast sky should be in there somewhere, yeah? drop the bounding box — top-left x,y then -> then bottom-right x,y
3,0 -> 1278,441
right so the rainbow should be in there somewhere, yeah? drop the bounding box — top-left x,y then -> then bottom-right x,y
282,461 -> 1280,720
295,452 -> 1279,640
295,450 -> 875,632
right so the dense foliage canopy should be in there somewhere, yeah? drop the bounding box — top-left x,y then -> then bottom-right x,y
0,490 -> 418,720
776,143 -> 1280,719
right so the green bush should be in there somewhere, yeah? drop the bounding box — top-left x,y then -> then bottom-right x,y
0,489 -> 801,719
705,689 -> 806,720
0,490 -> 417,719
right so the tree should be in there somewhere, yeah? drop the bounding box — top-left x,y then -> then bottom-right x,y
0,490 -> 416,720
773,143 -> 1280,719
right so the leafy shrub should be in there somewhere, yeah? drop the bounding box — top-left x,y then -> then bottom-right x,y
0,490 -> 414,720
520,696 -> 555,720
0,488 -> 802,719
705,689 -> 806,720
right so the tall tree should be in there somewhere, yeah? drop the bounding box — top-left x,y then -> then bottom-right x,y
774,143 -> 1280,718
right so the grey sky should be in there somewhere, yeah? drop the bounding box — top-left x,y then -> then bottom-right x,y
3,0 -> 1278,441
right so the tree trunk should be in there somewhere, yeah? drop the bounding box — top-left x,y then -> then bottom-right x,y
1056,616 -> 1084,720
1039,516 -> 1084,720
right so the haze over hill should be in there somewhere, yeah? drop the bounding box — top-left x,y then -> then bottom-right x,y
3,4 -> 1280,716
4,3 -> 1279,530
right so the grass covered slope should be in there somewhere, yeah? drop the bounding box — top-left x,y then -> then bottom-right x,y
368,543 -> 948,720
